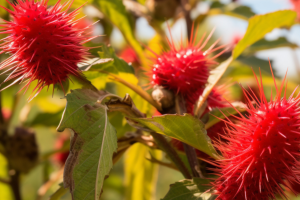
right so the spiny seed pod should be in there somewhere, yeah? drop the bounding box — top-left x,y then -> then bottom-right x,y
150,27 -> 227,110
213,68 -> 300,200
5,127 -> 38,173
0,0 -> 95,98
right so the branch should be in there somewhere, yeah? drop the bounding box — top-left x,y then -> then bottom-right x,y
180,0 -> 193,40
10,171 -> 22,200
49,186 -> 68,200
0,177 -> 10,184
175,96 -> 203,178
106,94 -> 191,179
107,73 -> 162,111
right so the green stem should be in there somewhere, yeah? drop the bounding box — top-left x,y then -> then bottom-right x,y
49,186 -> 68,200
10,171 -> 22,200
151,132 -> 192,179
175,96 -> 203,178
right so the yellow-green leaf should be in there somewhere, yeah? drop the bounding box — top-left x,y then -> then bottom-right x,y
96,0 -> 148,68
233,10 -> 297,59
132,114 -> 219,159
57,89 -> 118,200
124,143 -> 162,200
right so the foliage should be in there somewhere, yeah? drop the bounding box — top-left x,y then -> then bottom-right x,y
0,0 -> 299,200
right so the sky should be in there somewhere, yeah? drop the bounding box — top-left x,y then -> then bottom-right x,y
110,0 -> 300,78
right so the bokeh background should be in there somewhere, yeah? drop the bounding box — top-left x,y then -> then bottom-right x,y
0,0 -> 300,200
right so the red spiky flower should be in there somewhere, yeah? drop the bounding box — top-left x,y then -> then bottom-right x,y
0,0 -> 94,98
213,67 -> 300,200
150,27 -> 227,110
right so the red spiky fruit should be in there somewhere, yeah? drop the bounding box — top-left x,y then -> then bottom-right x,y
0,0 -> 94,97
151,28 -> 227,107
213,68 -> 300,200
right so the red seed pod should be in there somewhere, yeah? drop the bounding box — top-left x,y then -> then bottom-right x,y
0,0 -> 94,98
213,68 -> 300,200
150,27 -> 227,108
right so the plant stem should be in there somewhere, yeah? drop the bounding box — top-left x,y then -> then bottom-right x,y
49,186 -> 68,200
175,96 -> 203,178
10,171 -> 22,200
0,177 -> 10,184
180,0 -> 193,40
151,132 -> 192,179
107,73 -> 162,111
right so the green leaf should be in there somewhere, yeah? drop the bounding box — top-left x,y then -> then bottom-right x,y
162,178 -> 215,200
24,110 -> 64,127
95,0 -> 148,67
81,45 -> 135,75
204,102 -> 247,130
246,37 -> 298,53
124,143 -> 162,200
132,114 -> 219,159
97,45 -> 135,74
236,55 -> 271,75
209,2 -> 255,20
57,89 -> 118,200
233,10 -> 297,59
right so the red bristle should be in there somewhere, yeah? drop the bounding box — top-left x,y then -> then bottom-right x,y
150,28 -> 226,110
0,0 -> 93,97
213,67 -> 300,200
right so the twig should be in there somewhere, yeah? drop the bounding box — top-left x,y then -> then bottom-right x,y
151,132 -> 191,179
106,95 -> 191,179
0,177 -> 10,184
36,167 -> 64,200
175,95 -> 203,178
147,153 -> 178,171
48,186 -> 68,200
107,73 -> 162,111
180,0 -> 193,40
10,171 -> 22,200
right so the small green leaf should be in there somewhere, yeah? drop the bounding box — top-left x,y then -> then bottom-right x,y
209,2 -> 255,20
233,10 -> 297,59
246,37 -> 298,53
204,102 -> 247,130
81,45 -> 135,75
57,89 -> 118,200
236,55 -> 271,75
124,143 -> 162,200
95,0 -> 148,67
132,114 -> 219,159
162,178 -> 215,200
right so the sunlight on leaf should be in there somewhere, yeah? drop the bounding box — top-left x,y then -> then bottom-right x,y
57,89 -> 118,200
124,143 -> 162,200
96,0 -> 148,68
233,10 -> 297,59
162,178 -> 215,200
132,114 -> 219,159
